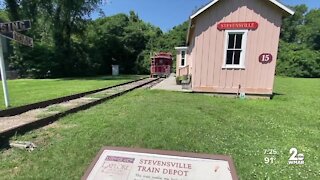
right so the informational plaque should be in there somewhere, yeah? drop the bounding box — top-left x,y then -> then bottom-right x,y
82,147 -> 238,180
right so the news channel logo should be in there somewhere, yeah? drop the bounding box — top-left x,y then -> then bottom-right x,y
288,148 -> 304,165
263,147 -> 304,165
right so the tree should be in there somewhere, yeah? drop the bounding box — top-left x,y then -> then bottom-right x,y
0,9 -> 9,21
278,5 -> 320,78
86,12 -> 163,74
4,0 -> 103,77
45,0 -> 103,76
303,9 -> 320,50
280,5 -> 307,43
277,41 -> 320,77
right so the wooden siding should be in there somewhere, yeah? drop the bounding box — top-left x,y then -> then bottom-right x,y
189,0 -> 283,95
178,65 -> 190,76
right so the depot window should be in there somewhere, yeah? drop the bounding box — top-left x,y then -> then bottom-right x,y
180,50 -> 187,67
223,30 -> 247,68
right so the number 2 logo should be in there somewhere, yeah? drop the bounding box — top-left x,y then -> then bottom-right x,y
289,148 -> 304,161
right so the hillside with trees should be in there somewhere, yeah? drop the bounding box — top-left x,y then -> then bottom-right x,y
277,5 -> 320,77
1,1 -> 319,78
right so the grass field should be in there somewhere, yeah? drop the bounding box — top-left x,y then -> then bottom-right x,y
0,77 -> 319,179
0,75 -> 144,109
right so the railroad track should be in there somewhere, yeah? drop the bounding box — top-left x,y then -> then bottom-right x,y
142,78 -> 165,89
0,78 -> 160,140
0,77 -> 150,117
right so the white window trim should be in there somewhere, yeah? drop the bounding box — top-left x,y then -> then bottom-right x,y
222,30 -> 248,69
180,50 -> 187,67
175,47 -> 188,50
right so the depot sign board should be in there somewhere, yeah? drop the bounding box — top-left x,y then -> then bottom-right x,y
217,22 -> 258,30
82,147 -> 238,180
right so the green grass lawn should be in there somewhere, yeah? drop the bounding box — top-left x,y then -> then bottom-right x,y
0,75 -> 144,109
0,77 -> 319,179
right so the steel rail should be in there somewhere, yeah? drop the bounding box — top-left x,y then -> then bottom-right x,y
0,78 -> 159,141
0,77 -> 148,117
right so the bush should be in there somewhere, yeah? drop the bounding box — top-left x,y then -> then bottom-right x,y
9,43 -> 57,78
277,41 -> 320,78
176,76 -> 182,85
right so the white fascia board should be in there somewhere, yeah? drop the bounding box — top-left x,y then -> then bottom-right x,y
190,0 -> 294,20
186,20 -> 192,45
190,0 -> 219,19
268,0 -> 295,15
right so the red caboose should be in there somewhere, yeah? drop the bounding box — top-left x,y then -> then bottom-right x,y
150,52 -> 173,78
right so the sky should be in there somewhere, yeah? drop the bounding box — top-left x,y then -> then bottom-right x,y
95,0 -> 320,32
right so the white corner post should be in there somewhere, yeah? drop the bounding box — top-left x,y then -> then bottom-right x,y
0,38 -> 10,108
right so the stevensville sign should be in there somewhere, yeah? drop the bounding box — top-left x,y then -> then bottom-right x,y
83,147 -> 238,180
0,20 -> 33,108
217,22 -> 259,30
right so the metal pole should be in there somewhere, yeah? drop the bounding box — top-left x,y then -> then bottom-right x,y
0,38 -> 10,108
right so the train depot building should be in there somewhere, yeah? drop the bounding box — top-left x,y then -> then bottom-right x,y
175,0 -> 294,97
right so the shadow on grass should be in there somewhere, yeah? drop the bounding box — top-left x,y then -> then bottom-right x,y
0,137 -> 10,151
271,92 -> 285,99
55,75 -> 146,81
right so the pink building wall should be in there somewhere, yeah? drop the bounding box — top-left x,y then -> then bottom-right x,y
187,0 -> 284,95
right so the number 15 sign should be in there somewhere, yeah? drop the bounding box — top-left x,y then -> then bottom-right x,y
259,53 -> 273,64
